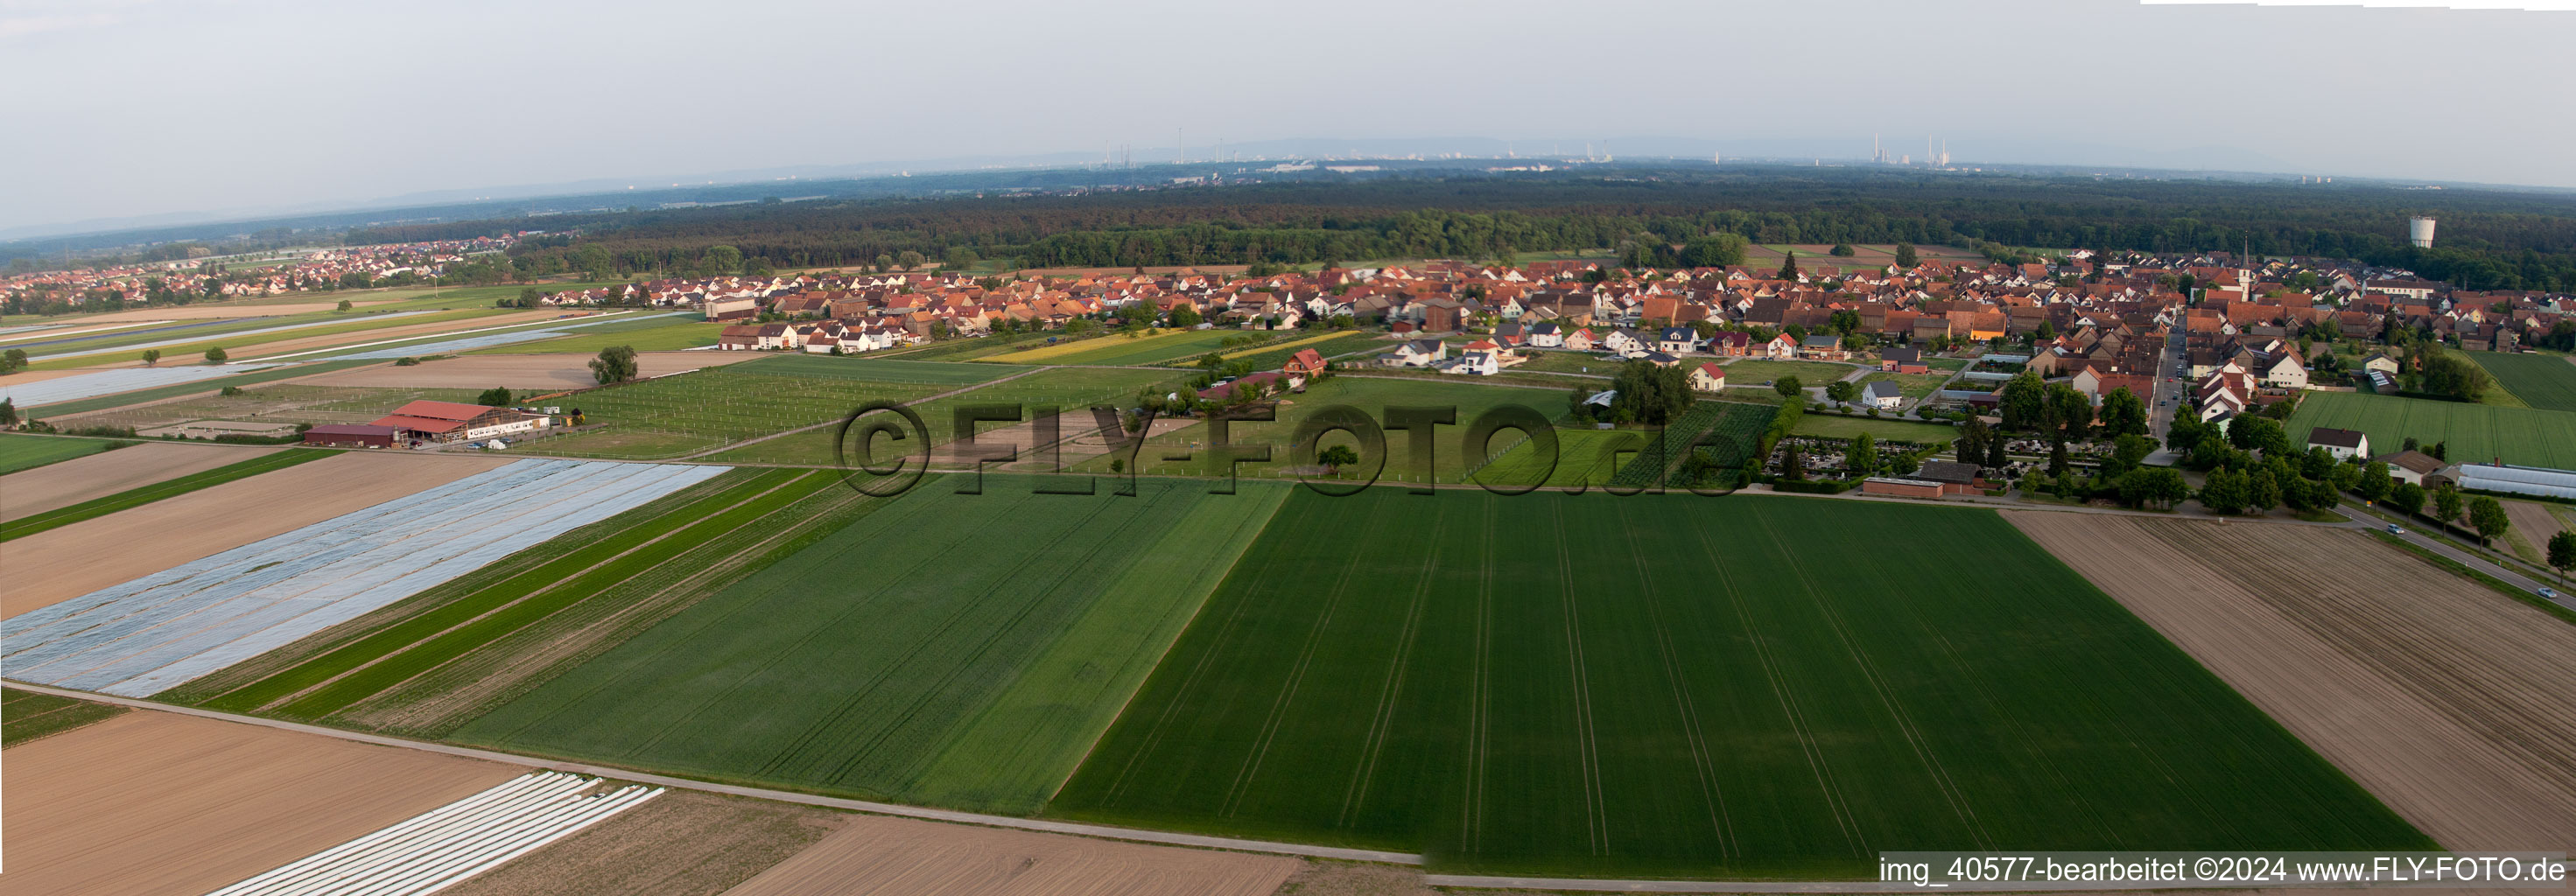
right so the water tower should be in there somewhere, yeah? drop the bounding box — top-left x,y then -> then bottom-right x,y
2408,216 -> 2437,248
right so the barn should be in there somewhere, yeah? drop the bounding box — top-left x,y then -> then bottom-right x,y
371,400 -> 551,444
301,424 -> 403,448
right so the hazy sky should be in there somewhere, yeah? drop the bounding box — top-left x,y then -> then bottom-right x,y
3,0 -> 2572,235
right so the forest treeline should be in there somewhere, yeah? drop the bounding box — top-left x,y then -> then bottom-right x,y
345,167 -> 2576,290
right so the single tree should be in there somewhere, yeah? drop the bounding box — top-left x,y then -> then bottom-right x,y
1985,430 -> 2008,469
895,250 -> 926,271
1998,370 -> 2047,430
1775,251 -> 1800,282
1773,374 -> 1804,400
2098,387 -> 2147,438
1825,380 -> 1859,404
2355,461 -> 2391,501
2467,496 -> 2510,546
477,387 -> 515,407
141,348 -> 162,367
589,345 -> 640,384
203,346 -> 228,364
2388,481 -> 2428,517
1780,444 -> 1806,481
1316,444 -> 1360,474
872,253 -> 895,272
2547,530 -> 2576,583
2247,469 -> 2282,514
0,397 -> 15,427
1893,243 -> 1919,268
2432,485 -> 2465,526
1829,243 -> 1856,256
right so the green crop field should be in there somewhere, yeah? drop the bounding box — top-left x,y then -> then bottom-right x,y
700,367 -> 1187,466
3,687 -> 127,745
67,384 -> 488,434
0,434 -> 126,474
0,448 -> 334,542
986,329 -> 1272,367
178,468 -> 884,738
515,366 -> 958,458
1511,350 -> 1622,374
2472,353 -> 2576,412
880,332 -> 1056,361
1470,428 -> 1644,490
1218,332 -> 1384,372
1792,414 -> 1958,445
734,353 -> 1027,385
1053,492 -> 2430,878
2289,389 -> 2576,468
450,476 -> 1290,816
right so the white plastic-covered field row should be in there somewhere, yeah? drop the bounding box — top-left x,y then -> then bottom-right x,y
0,362 -> 285,407
0,458 -> 726,696
201,772 -> 662,896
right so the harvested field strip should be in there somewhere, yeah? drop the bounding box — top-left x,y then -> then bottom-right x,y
0,447 -> 331,540
0,459 -> 726,696
2011,514 -> 2576,852
985,329 -> 1262,366
298,351 -> 752,389
2,686 -> 127,745
453,476 -> 1291,816
1054,492 -> 2431,878
1,710 -> 524,896
202,772 -> 663,896
0,452 -> 509,619
2470,352 -> 2576,412
719,813 -> 1299,896
215,469 -> 828,719
1214,331 -> 1380,367
0,364 -> 285,405
0,441 -> 281,522
432,789 -> 847,896
0,432 -> 123,473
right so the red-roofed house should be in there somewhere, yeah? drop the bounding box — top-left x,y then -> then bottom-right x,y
370,400 -> 551,444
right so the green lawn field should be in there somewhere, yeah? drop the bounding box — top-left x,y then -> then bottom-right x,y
2288,389 -> 2576,468
1471,428 -> 1645,490
2471,353 -> 2576,413
1051,492 -> 2432,878
450,475 -> 1291,816
0,434 -> 125,474
700,366 -> 1187,466
1218,332 -> 1384,371
1860,370 -> 1950,400
1722,359 -> 1853,386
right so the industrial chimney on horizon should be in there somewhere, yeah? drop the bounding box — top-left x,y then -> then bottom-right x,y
2408,217 -> 2437,248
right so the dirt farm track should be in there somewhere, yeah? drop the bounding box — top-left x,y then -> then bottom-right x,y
2010,513 -> 2576,852
1,710 -> 524,896
0,441 -> 282,521
1,451 -> 508,617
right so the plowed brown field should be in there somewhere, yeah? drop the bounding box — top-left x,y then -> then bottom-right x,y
300,351 -> 755,389
2,452 -> 508,617
719,815 -> 1298,896
0,710 -> 523,896
0,441 -> 283,522
2009,514 -> 2576,851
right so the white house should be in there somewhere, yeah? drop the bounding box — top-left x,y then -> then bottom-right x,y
1379,339 -> 1447,368
1526,322 -> 1564,348
1688,362 -> 1727,392
1446,340 -> 1503,375
1562,327 -> 1598,352
1601,328 -> 1647,358
1861,380 -> 1903,410
1656,327 -> 1700,355
2306,427 -> 2370,460
2256,353 -> 2309,389
1763,332 -> 1799,359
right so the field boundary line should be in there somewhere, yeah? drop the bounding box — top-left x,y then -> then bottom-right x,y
1041,483 -> 1295,806
0,680 -> 1421,865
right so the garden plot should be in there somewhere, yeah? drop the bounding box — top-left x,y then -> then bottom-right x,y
0,362 -> 286,407
203,772 -> 663,896
1,458 -> 724,696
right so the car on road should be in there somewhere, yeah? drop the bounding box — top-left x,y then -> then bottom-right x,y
2387,524 -> 2406,535
2542,587 -> 2560,600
